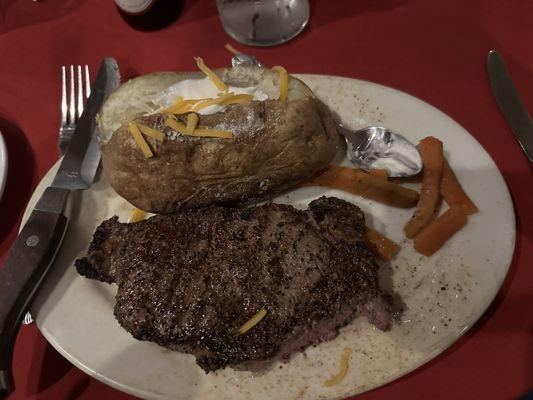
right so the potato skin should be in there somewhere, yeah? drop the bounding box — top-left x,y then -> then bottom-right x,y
102,97 -> 338,213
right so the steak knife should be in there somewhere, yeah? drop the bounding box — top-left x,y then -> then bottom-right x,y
487,49 -> 533,163
0,58 -> 120,398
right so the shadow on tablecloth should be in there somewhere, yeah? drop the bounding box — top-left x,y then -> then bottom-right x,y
25,334 -> 74,396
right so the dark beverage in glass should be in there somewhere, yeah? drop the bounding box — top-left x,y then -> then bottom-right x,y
115,0 -> 184,31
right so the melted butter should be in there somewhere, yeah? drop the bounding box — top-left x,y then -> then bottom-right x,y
153,77 -> 268,115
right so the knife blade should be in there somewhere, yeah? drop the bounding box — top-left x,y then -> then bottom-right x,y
52,58 -> 120,191
0,58 -> 120,398
487,49 -> 533,163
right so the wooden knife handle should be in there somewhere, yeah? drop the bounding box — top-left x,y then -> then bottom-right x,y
0,208 -> 69,397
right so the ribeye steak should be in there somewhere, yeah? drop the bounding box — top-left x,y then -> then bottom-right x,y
75,197 -> 392,372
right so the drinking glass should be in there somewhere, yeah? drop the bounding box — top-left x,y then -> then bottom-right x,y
216,0 -> 310,47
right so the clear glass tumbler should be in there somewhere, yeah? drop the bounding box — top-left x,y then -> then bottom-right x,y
216,0 -> 310,47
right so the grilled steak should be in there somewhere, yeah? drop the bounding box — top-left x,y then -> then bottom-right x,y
75,197 -> 392,372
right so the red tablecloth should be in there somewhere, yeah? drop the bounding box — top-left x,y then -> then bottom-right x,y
0,0 -> 532,398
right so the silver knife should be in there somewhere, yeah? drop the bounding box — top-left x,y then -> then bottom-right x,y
487,49 -> 533,163
0,58 -> 120,398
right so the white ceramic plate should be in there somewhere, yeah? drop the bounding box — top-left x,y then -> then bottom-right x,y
24,75 -> 515,400
0,131 -> 7,200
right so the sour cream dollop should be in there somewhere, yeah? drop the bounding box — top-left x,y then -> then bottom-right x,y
153,77 -> 268,115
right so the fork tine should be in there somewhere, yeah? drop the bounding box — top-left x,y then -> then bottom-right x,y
77,65 -> 84,118
61,66 -> 67,126
85,65 -> 91,98
68,65 -> 75,125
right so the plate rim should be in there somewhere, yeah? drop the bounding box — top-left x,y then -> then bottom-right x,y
25,74 -> 516,399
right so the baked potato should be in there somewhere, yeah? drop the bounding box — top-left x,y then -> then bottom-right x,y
98,65 -> 339,213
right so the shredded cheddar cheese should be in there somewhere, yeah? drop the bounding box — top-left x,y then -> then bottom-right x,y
224,43 -> 240,55
324,348 -> 352,387
166,117 -> 232,138
272,66 -> 288,102
195,57 -> 228,93
172,104 -> 194,114
161,93 -> 254,116
192,128 -> 233,139
128,123 -> 153,158
186,113 -> 199,135
136,123 -> 165,142
236,308 -> 267,335
165,117 -> 189,134
129,207 -> 147,223
192,93 -> 235,112
163,99 -> 198,115
220,93 -> 253,105
171,96 -> 184,106
164,113 -> 177,121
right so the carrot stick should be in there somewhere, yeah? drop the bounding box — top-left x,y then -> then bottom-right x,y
363,227 -> 400,261
404,137 -> 444,238
304,166 -> 419,208
369,168 -> 389,180
413,207 -> 467,256
440,159 -> 478,215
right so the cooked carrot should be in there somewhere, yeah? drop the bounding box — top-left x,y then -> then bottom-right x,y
363,227 -> 400,261
369,168 -> 389,180
304,166 -> 419,208
404,137 -> 444,238
440,159 -> 478,215
413,207 -> 467,256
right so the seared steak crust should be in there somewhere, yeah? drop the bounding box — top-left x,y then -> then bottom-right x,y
75,197 -> 390,372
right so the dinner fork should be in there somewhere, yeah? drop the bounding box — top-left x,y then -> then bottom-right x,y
22,64 -> 91,326
59,65 -> 91,154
